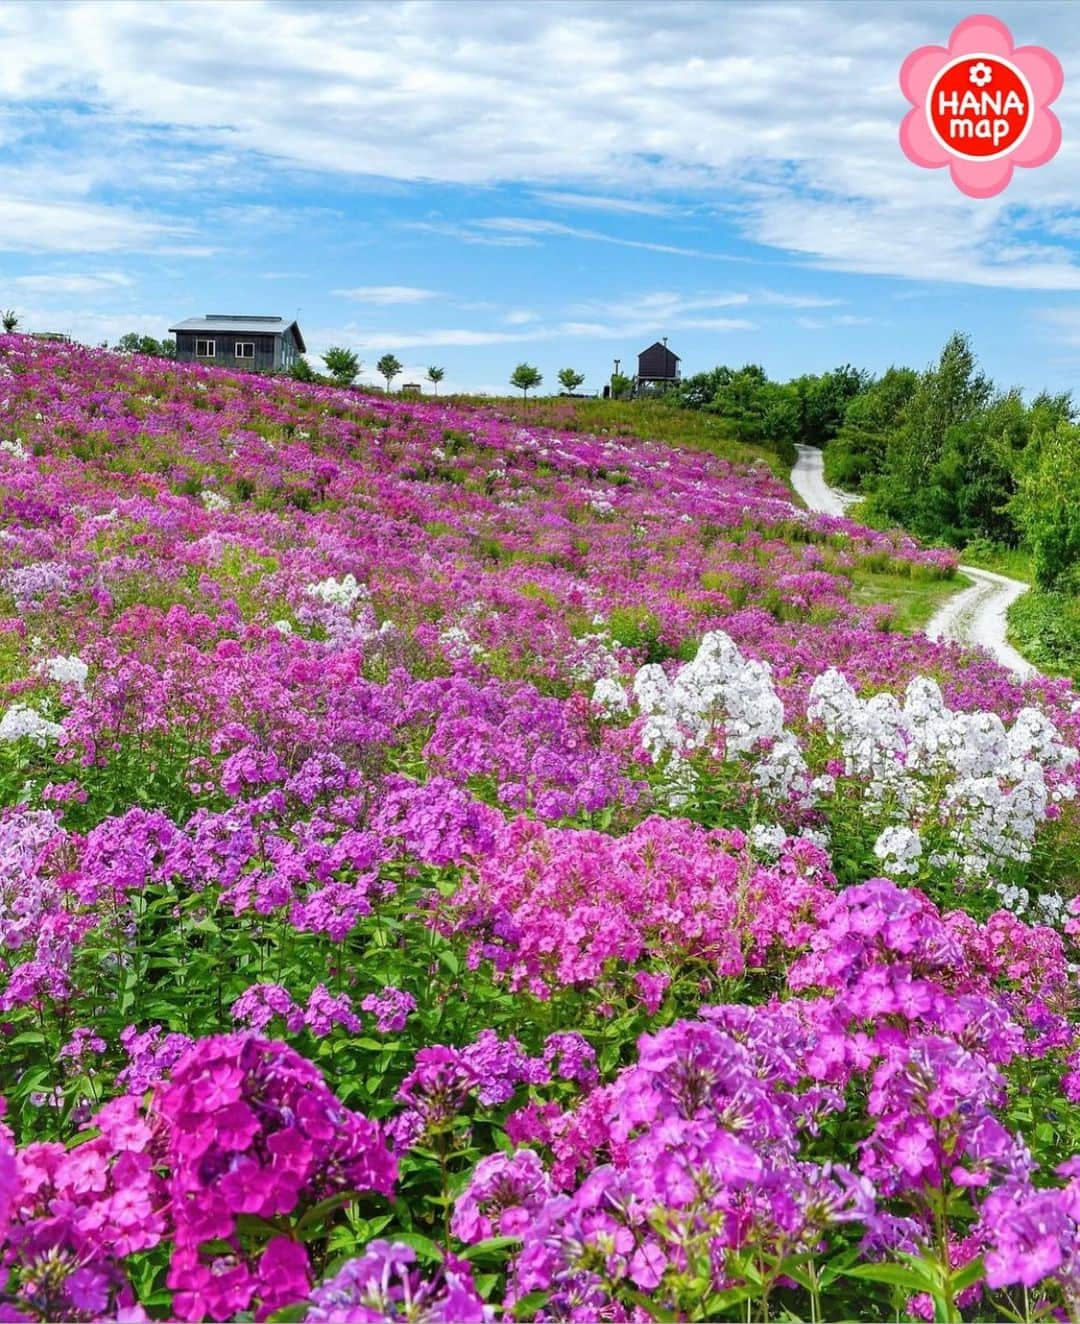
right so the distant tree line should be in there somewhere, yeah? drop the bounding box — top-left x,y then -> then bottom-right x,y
114,332 -> 176,358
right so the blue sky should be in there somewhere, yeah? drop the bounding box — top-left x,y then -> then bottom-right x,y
2,0 -> 1080,395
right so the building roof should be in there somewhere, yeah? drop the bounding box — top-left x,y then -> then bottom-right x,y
639,340 -> 680,360
168,315 -> 306,352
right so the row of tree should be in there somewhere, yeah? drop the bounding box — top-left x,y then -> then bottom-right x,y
510,366 -> 586,398
317,350 -> 421,392
318,352 -> 587,400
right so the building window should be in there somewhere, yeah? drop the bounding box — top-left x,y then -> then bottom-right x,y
195,339 -> 215,357
235,341 -> 255,360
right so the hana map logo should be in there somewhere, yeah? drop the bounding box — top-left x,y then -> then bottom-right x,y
899,13 -> 1063,198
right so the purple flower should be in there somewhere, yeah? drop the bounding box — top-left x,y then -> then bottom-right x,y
361,986 -> 416,1034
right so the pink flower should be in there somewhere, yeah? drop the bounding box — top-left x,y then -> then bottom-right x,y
899,15 -> 1062,197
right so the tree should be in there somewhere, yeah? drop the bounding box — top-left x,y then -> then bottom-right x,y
426,366 -> 445,395
291,356 -> 316,383
113,333 -> 175,358
609,372 -> 632,400
510,362 -> 542,400
1011,420 -> 1080,587
2,311 -> 19,333
377,354 -> 403,392
790,365 -> 869,447
826,367 -> 918,491
558,367 -> 585,395
873,333 -> 992,537
322,347 -> 360,387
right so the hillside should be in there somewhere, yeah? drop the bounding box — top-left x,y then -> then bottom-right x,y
1,336 -> 1080,1322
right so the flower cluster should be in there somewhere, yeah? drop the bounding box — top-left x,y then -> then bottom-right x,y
156,1034 -> 396,1321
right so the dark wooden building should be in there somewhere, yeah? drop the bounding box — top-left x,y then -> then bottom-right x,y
636,339 -> 681,391
168,315 -> 306,372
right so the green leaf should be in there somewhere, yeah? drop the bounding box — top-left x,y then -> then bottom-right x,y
392,1232 -> 444,1264
458,1236 -> 521,1262
843,1261 -> 937,1293
295,1190 -> 358,1233
625,1291 -> 679,1321
266,1305 -> 309,1323
948,1256 -> 986,1294
512,1291 -> 551,1320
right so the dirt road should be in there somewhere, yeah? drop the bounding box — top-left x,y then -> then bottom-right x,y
791,444 -> 1035,679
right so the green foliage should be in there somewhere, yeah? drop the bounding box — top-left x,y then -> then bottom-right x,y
1,310 -> 18,333
824,367 -> 918,491
322,346 -> 361,386
1010,419 -> 1080,588
676,363 -> 861,464
557,367 -> 586,395
829,333 -> 1078,585
426,365 -> 445,395
510,362 -> 543,399
290,355 -> 316,383
609,372 -> 632,400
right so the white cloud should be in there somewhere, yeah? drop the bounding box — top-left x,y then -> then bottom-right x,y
307,306 -> 752,356
332,285 -> 441,304
531,191 -> 679,217
472,217 -> 745,261
756,290 -> 845,309
571,291 -> 750,322
13,271 -> 133,293
0,197 -> 184,254
0,1 -> 1078,288
797,314 -> 876,330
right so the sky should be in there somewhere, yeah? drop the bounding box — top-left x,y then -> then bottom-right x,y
1,0 -> 1080,396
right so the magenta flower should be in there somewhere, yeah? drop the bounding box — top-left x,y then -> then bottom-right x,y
900,15 -> 1063,197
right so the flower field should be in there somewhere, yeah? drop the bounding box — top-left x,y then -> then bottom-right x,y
1,334 -> 1080,1322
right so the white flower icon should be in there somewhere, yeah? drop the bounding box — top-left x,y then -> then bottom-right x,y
969,61 -> 993,87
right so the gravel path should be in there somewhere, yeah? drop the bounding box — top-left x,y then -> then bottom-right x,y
791,444 -> 1035,678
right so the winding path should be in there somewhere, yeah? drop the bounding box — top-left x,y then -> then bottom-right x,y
791,444 -> 1036,679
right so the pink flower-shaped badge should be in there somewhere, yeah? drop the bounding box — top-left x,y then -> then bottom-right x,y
900,14 -> 1063,197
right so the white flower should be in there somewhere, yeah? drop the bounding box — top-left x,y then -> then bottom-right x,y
0,438 -> 29,460
273,619 -> 293,636
873,825 -> 923,877
38,654 -> 88,689
592,677 -> 629,716
200,489 -> 231,513
569,633 -> 622,683
0,703 -> 63,745
749,823 -> 788,857
305,573 -> 368,612
969,61 -> 993,87
439,625 -> 482,659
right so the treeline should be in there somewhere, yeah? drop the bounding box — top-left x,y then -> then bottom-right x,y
677,334 -> 1079,593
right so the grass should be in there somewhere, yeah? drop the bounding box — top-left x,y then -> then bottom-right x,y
1007,587 -> 1080,681
847,567 -> 969,633
445,394 -> 795,477
957,541 -> 1034,580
